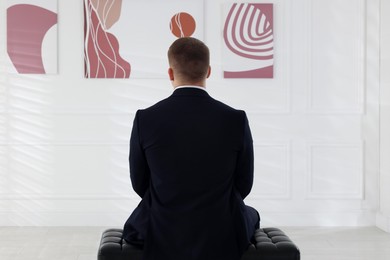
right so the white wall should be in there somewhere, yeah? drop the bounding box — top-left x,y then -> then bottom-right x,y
377,0 -> 390,232
0,0 -> 383,227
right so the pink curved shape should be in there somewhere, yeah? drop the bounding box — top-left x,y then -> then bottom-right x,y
84,0 -> 131,78
224,66 -> 273,78
223,3 -> 273,60
7,4 -> 57,74
243,5 -> 273,44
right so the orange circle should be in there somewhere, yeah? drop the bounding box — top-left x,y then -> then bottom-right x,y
169,12 -> 196,38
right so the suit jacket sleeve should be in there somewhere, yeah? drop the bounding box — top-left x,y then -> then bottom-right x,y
129,110 -> 150,198
234,112 -> 254,199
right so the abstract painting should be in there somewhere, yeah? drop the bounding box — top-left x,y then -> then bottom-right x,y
223,3 -> 274,78
84,0 -> 131,78
170,12 -> 197,38
84,0 -> 204,79
7,0 -> 58,74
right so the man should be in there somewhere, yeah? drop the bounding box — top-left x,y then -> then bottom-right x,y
123,37 -> 260,260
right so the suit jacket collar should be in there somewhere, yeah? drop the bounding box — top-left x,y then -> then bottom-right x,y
171,87 -> 210,97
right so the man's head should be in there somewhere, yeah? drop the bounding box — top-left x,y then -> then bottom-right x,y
167,37 -> 211,87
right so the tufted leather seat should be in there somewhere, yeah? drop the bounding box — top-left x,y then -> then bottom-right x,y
97,227 -> 300,260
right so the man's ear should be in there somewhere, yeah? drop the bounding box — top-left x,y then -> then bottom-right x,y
206,66 -> 211,79
168,68 -> 174,81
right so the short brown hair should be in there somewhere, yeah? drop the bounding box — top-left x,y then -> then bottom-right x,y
167,37 -> 210,82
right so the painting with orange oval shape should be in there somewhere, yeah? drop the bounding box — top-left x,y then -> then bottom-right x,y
170,12 -> 196,38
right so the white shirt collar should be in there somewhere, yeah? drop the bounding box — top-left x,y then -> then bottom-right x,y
174,85 -> 207,92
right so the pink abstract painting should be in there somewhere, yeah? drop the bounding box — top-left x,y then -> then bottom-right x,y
7,2 -> 57,74
223,3 -> 274,78
84,0 -> 204,79
84,0 -> 131,78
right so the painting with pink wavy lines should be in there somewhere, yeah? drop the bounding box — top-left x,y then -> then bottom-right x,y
223,3 -> 273,78
7,4 -> 57,74
83,0 -> 203,78
84,0 -> 131,78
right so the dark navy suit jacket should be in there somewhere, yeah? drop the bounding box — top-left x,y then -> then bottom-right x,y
123,87 -> 258,260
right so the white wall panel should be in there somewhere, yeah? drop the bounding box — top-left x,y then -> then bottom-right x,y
0,144 -> 134,200
251,142 -> 291,199
377,0 -> 390,232
307,0 -> 365,114
3,114 -> 133,144
306,143 -> 363,199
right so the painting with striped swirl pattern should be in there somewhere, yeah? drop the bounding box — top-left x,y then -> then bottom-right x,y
223,3 -> 274,78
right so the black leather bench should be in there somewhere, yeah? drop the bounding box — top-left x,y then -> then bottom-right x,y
97,227 -> 300,260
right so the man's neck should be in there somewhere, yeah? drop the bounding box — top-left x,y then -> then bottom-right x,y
174,85 -> 207,92
172,79 -> 206,89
